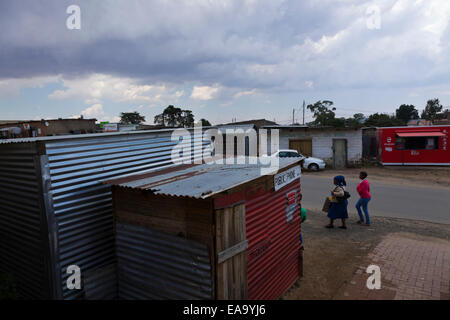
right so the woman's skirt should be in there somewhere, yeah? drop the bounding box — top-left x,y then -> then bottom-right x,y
327,200 -> 349,220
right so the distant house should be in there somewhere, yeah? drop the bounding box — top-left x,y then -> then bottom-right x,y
137,124 -> 167,131
220,118 -> 278,129
95,123 -> 165,133
262,125 -> 363,168
0,118 -> 97,139
433,109 -> 450,125
434,119 -> 450,125
407,119 -> 432,126
216,119 -> 363,168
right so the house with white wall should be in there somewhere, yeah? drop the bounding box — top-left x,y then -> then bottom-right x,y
263,125 -> 363,168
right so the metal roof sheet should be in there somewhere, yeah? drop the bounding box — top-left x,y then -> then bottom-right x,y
0,128 -> 193,144
103,157 -> 302,199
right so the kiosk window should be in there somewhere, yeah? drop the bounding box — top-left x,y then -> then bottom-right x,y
396,136 -> 439,150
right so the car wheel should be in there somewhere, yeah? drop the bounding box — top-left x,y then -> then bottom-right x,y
308,163 -> 319,171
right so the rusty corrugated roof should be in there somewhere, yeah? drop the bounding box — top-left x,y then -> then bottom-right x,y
103,157 -> 302,199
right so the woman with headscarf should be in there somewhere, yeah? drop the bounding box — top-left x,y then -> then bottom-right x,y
325,175 -> 349,229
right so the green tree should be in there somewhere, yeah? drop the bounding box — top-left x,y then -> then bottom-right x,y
154,105 -> 179,127
328,117 -> 346,127
395,104 -> 419,124
119,112 -> 146,125
443,109 -> 450,119
307,101 -> 366,127
421,99 -> 444,122
154,105 -> 196,128
200,118 -> 212,127
344,113 -> 366,128
307,100 -> 338,126
353,113 -> 365,122
364,113 -> 404,127
180,110 -> 195,127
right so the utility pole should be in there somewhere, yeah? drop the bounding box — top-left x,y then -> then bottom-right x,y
292,108 -> 295,125
302,100 -> 306,125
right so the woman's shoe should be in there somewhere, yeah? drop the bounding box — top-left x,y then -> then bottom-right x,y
325,224 -> 334,229
360,223 -> 371,227
339,226 -> 347,229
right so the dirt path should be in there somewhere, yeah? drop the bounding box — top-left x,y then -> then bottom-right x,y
282,209 -> 450,300
304,166 -> 450,188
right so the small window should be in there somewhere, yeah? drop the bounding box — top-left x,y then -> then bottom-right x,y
395,138 -> 406,150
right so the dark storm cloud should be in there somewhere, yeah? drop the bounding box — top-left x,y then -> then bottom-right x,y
1,0 -> 450,92
0,0 -> 287,82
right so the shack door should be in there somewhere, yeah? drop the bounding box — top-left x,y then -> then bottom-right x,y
333,139 -> 347,169
289,140 -> 312,157
215,203 -> 248,299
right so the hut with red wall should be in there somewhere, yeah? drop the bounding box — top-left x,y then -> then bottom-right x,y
103,158 -> 304,300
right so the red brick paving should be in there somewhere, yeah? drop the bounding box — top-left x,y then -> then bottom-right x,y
336,235 -> 450,300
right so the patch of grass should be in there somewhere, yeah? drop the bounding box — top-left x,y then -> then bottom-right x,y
0,273 -> 18,300
361,158 -> 382,168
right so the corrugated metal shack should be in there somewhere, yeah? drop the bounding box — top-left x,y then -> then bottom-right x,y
0,128 -> 208,299
103,158 -> 304,300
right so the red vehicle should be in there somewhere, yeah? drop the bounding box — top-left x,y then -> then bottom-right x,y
377,125 -> 450,166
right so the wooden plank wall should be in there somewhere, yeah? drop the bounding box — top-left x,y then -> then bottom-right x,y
112,187 -> 216,298
112,187 -> 214,244
215,203 -> 248,300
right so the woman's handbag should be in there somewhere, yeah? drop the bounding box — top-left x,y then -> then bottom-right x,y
322,197 -> 331,212
335,186 -> 350,202
337,191 -> 351,202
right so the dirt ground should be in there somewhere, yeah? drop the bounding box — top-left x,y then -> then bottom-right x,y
282,209 -> 450,300
304,166 -> 450,188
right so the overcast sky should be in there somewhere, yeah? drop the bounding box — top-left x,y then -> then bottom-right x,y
1,0 -> 450,125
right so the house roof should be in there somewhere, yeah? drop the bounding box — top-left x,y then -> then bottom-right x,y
0,118 -> 97,126
220,119 -> 278,128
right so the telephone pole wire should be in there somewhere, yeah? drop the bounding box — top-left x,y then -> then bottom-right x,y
302,100 -> 306,125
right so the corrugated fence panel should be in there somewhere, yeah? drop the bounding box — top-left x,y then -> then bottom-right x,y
0,142 -> 51,299
245,178 -> 301,300
116,223 -> 212,300
43,130 -> 208,299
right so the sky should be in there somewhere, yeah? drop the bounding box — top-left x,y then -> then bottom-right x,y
1,0 -> 450,125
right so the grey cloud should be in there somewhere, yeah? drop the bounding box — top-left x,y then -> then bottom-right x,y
1,0 -> 449,94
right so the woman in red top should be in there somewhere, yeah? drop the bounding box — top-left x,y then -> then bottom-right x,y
356,171 -> 371,226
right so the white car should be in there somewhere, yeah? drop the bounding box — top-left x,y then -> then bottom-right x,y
271,149 -> 326,171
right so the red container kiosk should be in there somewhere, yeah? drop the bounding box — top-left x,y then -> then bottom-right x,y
377,125 -> 450,165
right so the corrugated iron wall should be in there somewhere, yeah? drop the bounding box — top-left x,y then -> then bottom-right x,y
0,142 -> 52,299
245,177 -> 301,300
42,130 -> 207,299
116,223 -> 212,299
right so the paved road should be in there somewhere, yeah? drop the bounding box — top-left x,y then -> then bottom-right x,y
300,174 -> 450,225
